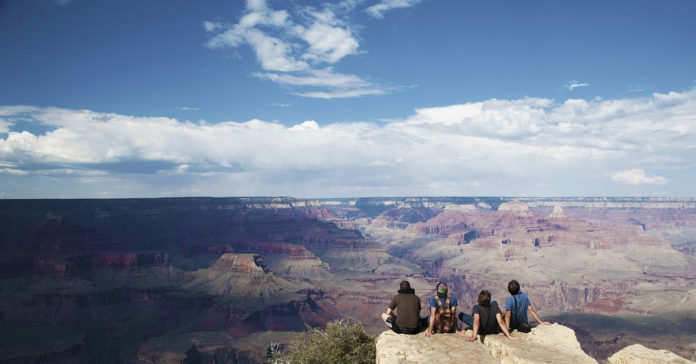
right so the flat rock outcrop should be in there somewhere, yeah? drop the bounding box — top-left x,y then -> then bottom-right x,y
377,324 -> 693,363
482,324 -> 597,363
376,324 -> 597,363
376,330 -> 497,363
607,344 -> 695,364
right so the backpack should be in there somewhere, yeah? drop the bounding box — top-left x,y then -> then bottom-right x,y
433,295 -> 457,333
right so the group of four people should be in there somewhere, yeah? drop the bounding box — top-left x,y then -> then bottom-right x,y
381,280 -> 549,340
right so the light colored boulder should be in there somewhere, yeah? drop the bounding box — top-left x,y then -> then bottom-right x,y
607,344 -> 695,364
375,330 -> 497,364
482,324 -> 597,363
376,324 -> 599,364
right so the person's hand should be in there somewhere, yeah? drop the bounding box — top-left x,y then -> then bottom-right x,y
465,334 -> 476,342
508,335 -> 520,340
540,321 -> 551,325
425,331 -> 433,337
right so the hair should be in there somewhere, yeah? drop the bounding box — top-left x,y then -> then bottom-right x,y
399,280 -> 411,291
508,280 -> 520,295
436,282 -> 447,290
477,290 -> 491,307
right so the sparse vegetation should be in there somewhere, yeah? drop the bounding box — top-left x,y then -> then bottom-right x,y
267,319 -> 376,364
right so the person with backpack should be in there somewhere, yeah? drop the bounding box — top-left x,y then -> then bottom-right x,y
461,290 -> 517,342
504,280 -> 550,332
381,280 -> 422,334
425,282 -> 460,337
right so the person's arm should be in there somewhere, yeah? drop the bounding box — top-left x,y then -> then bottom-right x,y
505,310 -> 511,330
528,305 -> 550,325
425,307 -> 436,337
465,314 -> 479,341
381,307 -> 393,322
496,313 -> 518,339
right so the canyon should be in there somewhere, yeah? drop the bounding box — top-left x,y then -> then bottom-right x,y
0,197 -> 694,362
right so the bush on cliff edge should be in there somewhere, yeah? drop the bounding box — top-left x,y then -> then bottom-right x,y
268,319 -> 376,364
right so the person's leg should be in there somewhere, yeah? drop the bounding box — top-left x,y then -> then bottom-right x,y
458,312 -> 474,328
390,319 -> 403,334
381,313 -> 389,323
385,315 -> 394,328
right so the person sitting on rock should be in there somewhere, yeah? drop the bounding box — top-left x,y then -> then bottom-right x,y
381,280 -> 422,335
425,282 -> 459,337
504,279 -> 550,332
460,290 -> 517,341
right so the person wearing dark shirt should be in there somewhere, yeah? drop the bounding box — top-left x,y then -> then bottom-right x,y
504,280 -> 550,331
460,290 -> 517,342
381,280 -> 422,334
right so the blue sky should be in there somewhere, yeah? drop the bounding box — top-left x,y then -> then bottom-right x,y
1,0 -> 695,198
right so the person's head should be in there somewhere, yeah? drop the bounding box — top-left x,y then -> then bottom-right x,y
436,282 -> 448,298
397,280 -> 414,294
508,280 -> 520,295
477,290 -> 492,307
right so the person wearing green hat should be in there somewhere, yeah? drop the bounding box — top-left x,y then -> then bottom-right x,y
425,282 -> 460,336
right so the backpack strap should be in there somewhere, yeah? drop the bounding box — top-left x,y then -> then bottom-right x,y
433,294 -> 451,310
433,294 -> 443,309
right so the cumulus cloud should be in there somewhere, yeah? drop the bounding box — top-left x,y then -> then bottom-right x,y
1,89 -> 695,197
204,0 -> 394,98
564,81 -> 590,91
365,0 -> 422,19
611,169 -> 668,185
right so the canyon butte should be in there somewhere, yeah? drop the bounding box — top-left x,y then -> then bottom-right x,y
0,197 -> 694,363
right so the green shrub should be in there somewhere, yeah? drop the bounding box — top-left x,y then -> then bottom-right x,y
268,318 -> 376,364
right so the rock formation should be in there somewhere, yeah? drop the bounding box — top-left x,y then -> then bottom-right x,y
607,344 -> 695,364
376,324 -> 693,364
549,205 -> 566,218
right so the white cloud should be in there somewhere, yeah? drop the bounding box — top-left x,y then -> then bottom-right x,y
180,106 -> 199,111
0,168 -> 29,176
564,81 -> 590,91
292,88 -> 387,99
254,67 -> 389,98
365,0 -> 422,19
255,68 -> 369,88
0,119 -> 11,134
1,89 -> 695,197
611,169 -> 668,185
204,0 -> 396,98
296,9 -> 359,63
626,87 -> 647,93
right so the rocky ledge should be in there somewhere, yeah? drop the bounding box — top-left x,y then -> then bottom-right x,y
375,324 -> 694,364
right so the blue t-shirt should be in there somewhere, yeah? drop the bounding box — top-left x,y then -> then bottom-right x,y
505,292 -> 531,328
429,295 -> 458,311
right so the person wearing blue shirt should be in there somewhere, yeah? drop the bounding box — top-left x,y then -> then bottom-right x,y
425,282 -> 460,336
504,280 -> 550,331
